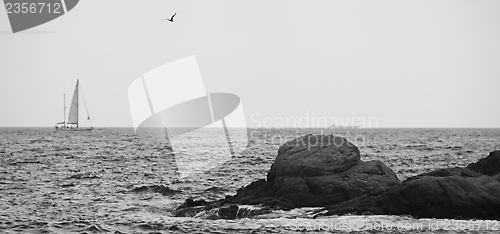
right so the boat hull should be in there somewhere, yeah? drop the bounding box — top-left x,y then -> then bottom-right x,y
55,128 -> 93,132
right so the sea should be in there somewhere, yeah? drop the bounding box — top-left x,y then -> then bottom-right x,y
1,127 -> 500,233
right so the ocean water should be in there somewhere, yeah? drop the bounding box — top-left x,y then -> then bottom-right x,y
1,127 -> 500,233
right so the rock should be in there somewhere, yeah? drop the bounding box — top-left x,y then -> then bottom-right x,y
321,150 -> 500,220
268,134 -> 361,182
494,174 -> 500,182
226,134 -> 400,208
174,198 -> 220,217
322,175 -> 500,220
174,202 -> 271,219
218,205 -> 239,219
174,133 -> 500,221
177,198 -> 210,209
405,167 -> 482,181
467,150 -> 500,176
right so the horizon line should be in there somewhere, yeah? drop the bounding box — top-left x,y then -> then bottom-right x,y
1,126 -> 500,129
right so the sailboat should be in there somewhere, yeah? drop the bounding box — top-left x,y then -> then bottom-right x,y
55,79 -> 93,131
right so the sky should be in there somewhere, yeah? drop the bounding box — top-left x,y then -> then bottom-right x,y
0,0 -> 499,128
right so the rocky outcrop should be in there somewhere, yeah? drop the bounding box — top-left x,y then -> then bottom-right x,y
225,134 -> 401,208
175,134 -> 500,220
321,175 -> 500,220
321,150 -> 500,220
467,150 -> 500,176
175,134 -> 401,218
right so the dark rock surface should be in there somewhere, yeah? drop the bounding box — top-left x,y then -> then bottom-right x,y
177,198 -> 210,210
217,205 -> 240,219
321,175 -> 500,220
175,134 -> 400,218
494,174 -> 500,182
321,150 -> 500,220
225,134 -> 401,208
175,134 -> 500,220
467,150 -> 500,176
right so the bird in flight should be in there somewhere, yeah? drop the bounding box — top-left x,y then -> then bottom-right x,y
162,13 -> 177,22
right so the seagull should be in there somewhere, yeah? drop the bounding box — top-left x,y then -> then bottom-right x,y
162,13 -> 177,22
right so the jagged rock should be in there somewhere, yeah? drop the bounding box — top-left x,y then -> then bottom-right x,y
177,198 -> 210,209
226,134 -> 400,208
467,150 -> 500,176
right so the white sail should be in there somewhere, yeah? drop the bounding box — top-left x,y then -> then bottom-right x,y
67,80 -> 79,125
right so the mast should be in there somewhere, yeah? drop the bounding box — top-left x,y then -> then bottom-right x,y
63,94 -> 66,127
76,79 -> 79,128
